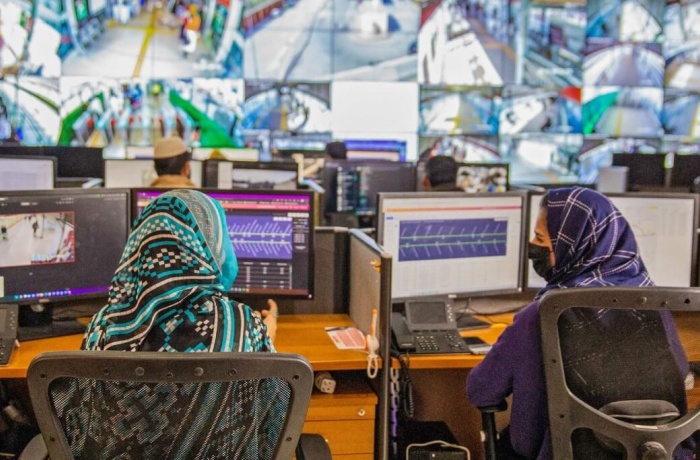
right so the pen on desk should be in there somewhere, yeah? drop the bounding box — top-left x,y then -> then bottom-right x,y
325,327 -> 349,332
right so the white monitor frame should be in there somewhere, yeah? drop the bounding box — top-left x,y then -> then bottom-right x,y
377,191 -> 527,301
526,191 -> 700,289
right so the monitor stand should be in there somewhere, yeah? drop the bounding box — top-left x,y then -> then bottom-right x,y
17,304 -> 86,341
449,298 -> 491,331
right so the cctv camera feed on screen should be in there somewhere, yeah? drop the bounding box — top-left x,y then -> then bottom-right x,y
418,135 -> 500,162
243,0 -> 420,81
418,86 -> 501,136
418,0 -> 516,85
524,5 -> 585,87
499,86 -> 582,135
60,0 -> 243,78
0,213 -> 75,268
0,190 -> 128,304
662,90 -> 700,138
242,81 -> 331,134
586,0 -> 664,43
456,163 -> 508,192
499,133 -> 582,184
0,76 -> 60,146
665,0 -> 700,41
60,77 -> 244,158
582,86 -> 664,137
576,137 -> 661,183
664,41 -> 700,91
583,42 -> 664,87
0,0 -> 63,78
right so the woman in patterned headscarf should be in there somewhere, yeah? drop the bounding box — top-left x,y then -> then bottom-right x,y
83,189 -> 277,352
467,187 -> 691,459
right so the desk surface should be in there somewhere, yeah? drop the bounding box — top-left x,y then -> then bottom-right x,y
0,314 -> 374,378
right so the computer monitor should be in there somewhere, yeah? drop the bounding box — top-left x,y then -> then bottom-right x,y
132,189 -> 314,299
47,147 -> 105,179
192,147 -> 260,162
0,189 -> 130,338
344,139 -> 407,162
125,145 -> 155,159
670,154 -> 700,191
0,146 -> 104,179
377,192 -> 527,301
322,161 -> 417,216
611,153 -> 668,190
456,163 -> 509,192
416,161 -> 510,192
104,159 -> 203,188
526,192 -> 699,289
0,156 -> 56,190
202,161 -> 298,190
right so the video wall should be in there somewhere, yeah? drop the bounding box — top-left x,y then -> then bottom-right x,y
1,0 -> 699,184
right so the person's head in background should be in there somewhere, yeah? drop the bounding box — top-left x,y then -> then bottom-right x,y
151,136 -> 195,188
324,141 -> 347,160
423,155 -> 460,191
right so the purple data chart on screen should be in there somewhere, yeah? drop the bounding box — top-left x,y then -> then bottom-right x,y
399,219 -> 507,262
226,215 -> 293,260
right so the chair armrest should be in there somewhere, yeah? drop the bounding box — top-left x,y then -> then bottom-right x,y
477,401 -> 508,460
295,433 -> 332,460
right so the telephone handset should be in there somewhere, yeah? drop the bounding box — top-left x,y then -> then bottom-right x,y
391,301 -> 470,354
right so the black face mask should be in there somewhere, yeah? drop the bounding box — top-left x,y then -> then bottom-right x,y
528,243 -> 553,281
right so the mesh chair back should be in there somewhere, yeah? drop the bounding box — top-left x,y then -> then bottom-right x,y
540,287 -> 700,460
27,352 -> 313,460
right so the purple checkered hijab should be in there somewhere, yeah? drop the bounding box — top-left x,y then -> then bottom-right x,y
535,187 -> 652,300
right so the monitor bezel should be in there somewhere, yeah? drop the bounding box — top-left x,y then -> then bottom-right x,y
376,191 -> 528,301
0,155 -> 58,190
130,187 -> 316,300
0,188 -> 131,305
524,190 -> 700,290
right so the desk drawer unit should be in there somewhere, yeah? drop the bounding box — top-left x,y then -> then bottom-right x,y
303,375 -> 377,458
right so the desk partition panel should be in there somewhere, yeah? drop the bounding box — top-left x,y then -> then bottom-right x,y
348,229 -> 392,460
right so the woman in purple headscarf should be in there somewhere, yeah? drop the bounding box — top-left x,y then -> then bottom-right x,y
467,187 -> 692,459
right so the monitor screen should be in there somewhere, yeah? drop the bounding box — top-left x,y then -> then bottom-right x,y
456,163 -> 510,193
133,189 -> 314,299
230,161 -> 298,190
48,147 -> 105,179
104,159 -> 203,188
611,153 -> 668,189
203,161 -> 298,190
322,161 -> 416,216
378,192 -> 526,300
192,147 -> 260,162
527,192 -> 699,289
0,156 -> 56,190
344,139 -> 407,162
0,189 -> 130,303
670,154 -> 700,189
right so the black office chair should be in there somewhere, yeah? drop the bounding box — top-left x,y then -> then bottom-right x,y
478,287 -> 700,460
26,351 -> 332,460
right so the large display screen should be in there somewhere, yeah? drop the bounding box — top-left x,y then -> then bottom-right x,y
4,0 -> 700,185
378,192 -> 526,300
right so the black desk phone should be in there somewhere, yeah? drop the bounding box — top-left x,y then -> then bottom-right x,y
391,301 -> 485,354
0,305 -> 18,366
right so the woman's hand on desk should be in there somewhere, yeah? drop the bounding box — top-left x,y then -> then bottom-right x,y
261,299 -> 279,343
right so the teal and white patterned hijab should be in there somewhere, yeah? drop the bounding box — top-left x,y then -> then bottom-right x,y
83,190 -> 273,353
